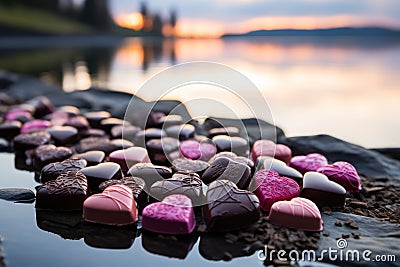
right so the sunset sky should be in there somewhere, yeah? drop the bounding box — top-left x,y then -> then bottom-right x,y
109,0 -> 400,37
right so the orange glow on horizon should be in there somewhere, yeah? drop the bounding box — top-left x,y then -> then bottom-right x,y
115,12 -> 144,31
114,13 -> 399,38
175,19 -> 224,38
175,15 -> 399,38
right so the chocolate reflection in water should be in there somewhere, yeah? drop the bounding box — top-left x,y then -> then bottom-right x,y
14,154 -> 34,172
83,223 -> 138,250
199,234 -> 254,261
35,209 -> 138,249
141,230 -> 198,259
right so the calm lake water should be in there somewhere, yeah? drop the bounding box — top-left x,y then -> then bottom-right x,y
1,36 -> 400,148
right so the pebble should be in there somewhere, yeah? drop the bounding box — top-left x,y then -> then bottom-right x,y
335,220 -> 343,227
349,201 -> 368,209
342,233 -> 350,239
0,188 -> 35,202
349,222 -> 359,229
322,231 -> 330,237
352,232 -> 361,239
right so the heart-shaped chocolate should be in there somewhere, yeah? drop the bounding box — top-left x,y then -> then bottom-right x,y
100,118 -> 128,133
289,153 -> 328,174
209,151 -> 254,169
98,176 -> 147,211
128,163 -> 172,190
251,139 -> 292,164
179,140 -> 217,161
165,124 -> 195,141
150,171 -> 206,205
79,162 -> 123,192
172,158 -> 210,176
135,128 -> 166,146
83,184 -> 138,226
40,158 -> 87,183
98,176 -> 145,196
36,171 -> 88,210
21,119 -> 52,133
13,131 -> 51,152
73,150 -> 105,166
63,116 -> 90,132
84,111 -> 111,128
33,144 -> 73,171
109,147 -> 151,173
253,169 -> 300,211
0,120 -> 22,141
142,194 -> 196,234
202,156 -> 251,189
212,135 -> 249,156
46,126 -> 78,145
146,137 -> 180,165
317,161 -> 361,192
268,197 -> 323,231
203,180 -> 260,232
300,172 -> 346,208
256,156 -> 302,182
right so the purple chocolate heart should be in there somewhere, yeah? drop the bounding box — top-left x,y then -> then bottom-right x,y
317,161 -> 361,192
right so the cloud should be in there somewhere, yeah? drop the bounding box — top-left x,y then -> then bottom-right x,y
110,0 -> 400,28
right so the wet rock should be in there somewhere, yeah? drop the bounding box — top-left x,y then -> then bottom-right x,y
0,188 -> 35,203
203,117 -> 285,146
318,212 -> 400,266
282,135 -> 400,180
371,148 -> 400,162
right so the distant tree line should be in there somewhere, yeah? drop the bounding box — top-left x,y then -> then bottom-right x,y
0,0 -> 114,31
0,0 -> 177,35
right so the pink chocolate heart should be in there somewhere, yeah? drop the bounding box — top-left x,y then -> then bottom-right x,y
179,140 -> 217,161
268,197 -> 323,231
251,140 -> 292,164
21,120 -> 52,133
142,194 -> 196,235
109,147 -> 151,172
254,169 -> 300,211
289,153 -> 328,174
83,184 -> 138,226
317,161 -> 361,192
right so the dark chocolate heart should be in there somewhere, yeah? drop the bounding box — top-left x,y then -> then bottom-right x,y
40,158 -> 87,183
212,135 -> 249,156
128,163 -> 172,189
33,144 -> 73,171
150,171 -> 206,205
203,180 -> 260,232
46,126 -> 78,145
165,124 -> 195,141
35,171 -> 88,210
79,162 -> 123,192
98,176 -> 145,196
73,150 -> 105,166
13,131 -> 51,152
0,120 -> 21,141
84,111 -> 111,128
146,137 -> 179,165
172,158 -> 209,176
202,156 -> 251,189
